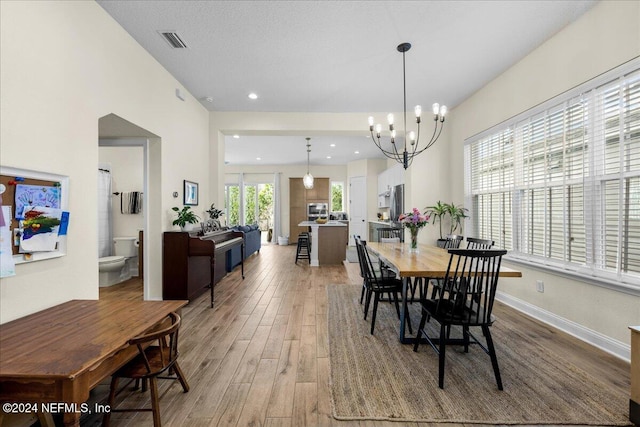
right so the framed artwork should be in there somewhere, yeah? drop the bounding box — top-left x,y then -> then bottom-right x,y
183,180 -> 198,206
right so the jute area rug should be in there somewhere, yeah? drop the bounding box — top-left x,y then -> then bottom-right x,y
327,284 -> 631,425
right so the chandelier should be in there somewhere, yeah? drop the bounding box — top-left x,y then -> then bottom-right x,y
303,137 -> 314,189
368,42 -> 447,170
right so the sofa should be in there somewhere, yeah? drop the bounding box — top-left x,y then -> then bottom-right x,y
226,224 -> 261,272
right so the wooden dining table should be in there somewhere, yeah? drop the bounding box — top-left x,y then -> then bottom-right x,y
0,299 -> 188,426
366,242 -> 522,343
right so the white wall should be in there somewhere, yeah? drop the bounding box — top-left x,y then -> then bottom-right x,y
445,0 -> 640,351
210,112 -> 383,208
0,1 -> 210,322
99,145 -> 144,239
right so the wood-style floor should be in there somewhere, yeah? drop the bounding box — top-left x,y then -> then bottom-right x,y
95,244 -> 630,427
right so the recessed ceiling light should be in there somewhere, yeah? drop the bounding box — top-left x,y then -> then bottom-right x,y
233,134 -> 240,139
354,151 -> 360,154
326,156 -> 331,159
256,157 -> 261,160
330,144 -> 336,147
248,93 -> 258,100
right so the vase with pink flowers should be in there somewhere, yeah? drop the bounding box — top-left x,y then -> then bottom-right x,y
398,208 -> 430,252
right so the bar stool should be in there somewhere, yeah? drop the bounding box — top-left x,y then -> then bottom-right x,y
295,233 -> 311,264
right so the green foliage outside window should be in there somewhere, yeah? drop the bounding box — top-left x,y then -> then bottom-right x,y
258,184 -> 274,231
331,182 -> 343,212
227,185 -> 240,225
245,185 -> 256,225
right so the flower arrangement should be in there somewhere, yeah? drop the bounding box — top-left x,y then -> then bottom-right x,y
398,208 -> 430,231
398,208 -> 430,251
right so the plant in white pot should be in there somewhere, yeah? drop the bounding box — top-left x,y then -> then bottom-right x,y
424,201 -> 469,248
172,206 -> 200,231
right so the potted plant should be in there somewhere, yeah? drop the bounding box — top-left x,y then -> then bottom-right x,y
172,206 -> 200,231
205,203 -> 223,220
424,201 -> 469,247
447,203 -> 469,237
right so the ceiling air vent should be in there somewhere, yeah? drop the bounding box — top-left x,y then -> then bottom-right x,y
158,31 -> 188,49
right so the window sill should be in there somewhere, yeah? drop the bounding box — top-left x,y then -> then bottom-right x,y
504,255 -> 640,297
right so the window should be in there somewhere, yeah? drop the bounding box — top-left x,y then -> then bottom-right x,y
225,184 -> 240,226
331,182 -> 344,212
465,60 -> 640,290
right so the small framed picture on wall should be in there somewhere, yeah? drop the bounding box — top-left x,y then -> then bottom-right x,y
183,180 -> 198,206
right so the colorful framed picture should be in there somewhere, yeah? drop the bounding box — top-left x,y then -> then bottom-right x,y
183,180 -> 198,206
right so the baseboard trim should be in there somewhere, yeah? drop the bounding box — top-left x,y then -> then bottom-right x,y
496,291 -> 630,362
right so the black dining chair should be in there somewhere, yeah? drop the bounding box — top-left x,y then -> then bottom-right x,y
413,248 -> 508,390
466,237 -> 495,249
355,236 -> 412,335
443,234 -> 464,249
412,234 -> 465,302
354,235 -> 396,304
377,227 -> 403,241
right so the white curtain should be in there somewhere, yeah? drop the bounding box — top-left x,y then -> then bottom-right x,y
97,168 -> 112,257
273,172 -> 281,240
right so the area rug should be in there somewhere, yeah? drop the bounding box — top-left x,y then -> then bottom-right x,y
327,284 -> 631,425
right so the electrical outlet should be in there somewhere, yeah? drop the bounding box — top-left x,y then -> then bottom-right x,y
536,280 -> 544,293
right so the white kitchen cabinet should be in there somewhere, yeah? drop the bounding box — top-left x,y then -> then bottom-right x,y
377,165 -> 404,208
377,169 -> 391,208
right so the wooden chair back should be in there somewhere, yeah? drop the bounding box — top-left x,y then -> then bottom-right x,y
129,311 -> 182,378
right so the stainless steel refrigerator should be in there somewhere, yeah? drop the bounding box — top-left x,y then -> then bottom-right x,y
389,184 -> 405,226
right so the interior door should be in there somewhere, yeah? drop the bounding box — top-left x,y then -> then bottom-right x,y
349,176 -> 367,246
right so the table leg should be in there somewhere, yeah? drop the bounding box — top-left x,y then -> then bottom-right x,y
399,277 -> 418,344
62,411 -> 80,427
37,412 -> 56,427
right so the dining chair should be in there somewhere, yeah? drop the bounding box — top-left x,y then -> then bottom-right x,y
413,248 -> 508,390
443,234 -> 464,249
417,234 -> 466,300
377,227 -> 403,241
354,235 -> 396,304
103,312 -> 190,427
466,237 -> 495,249
355,236 -> 412,335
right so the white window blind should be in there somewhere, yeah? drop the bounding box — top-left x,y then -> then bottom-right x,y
465,60 -> 640,291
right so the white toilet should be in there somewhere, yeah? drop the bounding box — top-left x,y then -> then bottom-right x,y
99,236 -> 139,287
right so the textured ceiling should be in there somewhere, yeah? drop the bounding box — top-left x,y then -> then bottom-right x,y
97,0 -> 596,165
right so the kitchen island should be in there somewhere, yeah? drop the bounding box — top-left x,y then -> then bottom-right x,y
298,220 -> 348,266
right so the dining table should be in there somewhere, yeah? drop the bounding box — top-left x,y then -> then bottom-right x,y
0,299 -> 188,426
366,242 -> 522,343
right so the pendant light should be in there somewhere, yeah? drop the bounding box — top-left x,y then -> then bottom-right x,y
303,137 -> 314,189
368,42 -> 447,169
